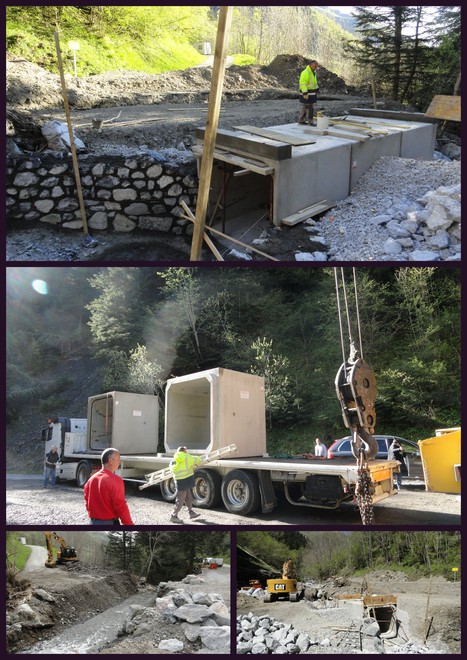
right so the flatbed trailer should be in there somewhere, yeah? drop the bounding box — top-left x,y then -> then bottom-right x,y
43,370 -> 399,517
55,450 -> 398,516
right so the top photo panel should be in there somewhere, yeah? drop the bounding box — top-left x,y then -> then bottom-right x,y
6,6 -> 460,263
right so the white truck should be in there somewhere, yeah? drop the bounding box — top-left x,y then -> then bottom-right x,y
41,367 -> 399,516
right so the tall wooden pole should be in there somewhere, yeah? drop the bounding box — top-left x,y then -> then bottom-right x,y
54,31 -> 95,244
190,6 -> 233,261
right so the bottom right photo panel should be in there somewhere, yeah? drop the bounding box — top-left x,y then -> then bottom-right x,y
236,530 -> 460,655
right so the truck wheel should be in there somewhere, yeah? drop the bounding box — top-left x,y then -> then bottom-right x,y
76,461 -> 91,487
160,478 -> 177,503
193,469 -> 222,508
221,470 -> 261,515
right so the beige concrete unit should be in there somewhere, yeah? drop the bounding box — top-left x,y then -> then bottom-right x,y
87,391 -> 159,454
195,111 -> 437,229
165,368 -> 266,457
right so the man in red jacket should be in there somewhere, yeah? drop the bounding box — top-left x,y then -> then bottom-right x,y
84,448 -> 134,525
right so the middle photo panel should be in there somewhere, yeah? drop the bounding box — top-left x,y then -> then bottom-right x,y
6,266 -> 461,527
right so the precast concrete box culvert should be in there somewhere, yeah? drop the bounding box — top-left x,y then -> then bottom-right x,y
337,593 -> 398,638
164,368 -> 266,458
195,110 -> 436,230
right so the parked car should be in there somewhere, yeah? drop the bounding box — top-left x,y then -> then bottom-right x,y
327,435 -> 424,480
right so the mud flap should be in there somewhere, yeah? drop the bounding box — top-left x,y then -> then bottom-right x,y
259,470 -> 276,513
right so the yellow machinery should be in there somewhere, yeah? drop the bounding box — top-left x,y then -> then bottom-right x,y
264,558 -> 301,602
44,532 -> 79,568
419,428 -> 461,494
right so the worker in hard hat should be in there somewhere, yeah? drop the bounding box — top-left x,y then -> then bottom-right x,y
170,446 -> 202,523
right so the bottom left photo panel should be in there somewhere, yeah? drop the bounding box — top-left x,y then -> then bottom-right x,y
6,530 -> 231,655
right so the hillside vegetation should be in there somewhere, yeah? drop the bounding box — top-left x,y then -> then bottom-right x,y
238,531 -> 461,582
6,267 -> 460,456
6,6 -> 356,81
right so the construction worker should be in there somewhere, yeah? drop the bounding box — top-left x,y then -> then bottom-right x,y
170,446 -> 202,523
84,447 -> 134,525
283,557 -> 294,578
43,445 -> 59,488
298,60 -> 319,126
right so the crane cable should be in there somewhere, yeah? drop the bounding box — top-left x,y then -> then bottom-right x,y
334,267 -> 363,363
334,268 -> 375,526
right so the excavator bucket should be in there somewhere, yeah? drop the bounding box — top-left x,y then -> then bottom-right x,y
425,95 -> 461,122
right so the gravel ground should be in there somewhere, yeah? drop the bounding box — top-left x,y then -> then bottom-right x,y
6,476 -> 461,526
237,572 -> 461,654
315,156 -> 461,261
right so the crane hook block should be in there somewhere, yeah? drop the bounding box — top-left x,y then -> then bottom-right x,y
335,357 -> 377,434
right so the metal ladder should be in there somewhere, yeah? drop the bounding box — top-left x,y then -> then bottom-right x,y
139,444 -> 237,490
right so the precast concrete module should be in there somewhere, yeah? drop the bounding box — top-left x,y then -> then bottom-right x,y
194,110 -> 437,229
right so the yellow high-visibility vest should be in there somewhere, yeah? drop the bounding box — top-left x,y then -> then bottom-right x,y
171,451 -> 201,480
299,66 -> 318,93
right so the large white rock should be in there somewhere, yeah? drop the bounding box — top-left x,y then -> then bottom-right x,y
158,638 -> 184,652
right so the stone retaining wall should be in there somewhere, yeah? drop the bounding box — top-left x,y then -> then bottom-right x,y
6,151 -> 198,235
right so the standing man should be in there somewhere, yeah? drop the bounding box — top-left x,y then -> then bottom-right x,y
314,437 -> 327,458
298,60 -> 319,126
84,448 -> 134,525
388,439 -> 406,490
170,446 -> 202,523
44,445 -> 59,488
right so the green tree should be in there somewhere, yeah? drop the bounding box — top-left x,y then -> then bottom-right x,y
250,337 -> 300,429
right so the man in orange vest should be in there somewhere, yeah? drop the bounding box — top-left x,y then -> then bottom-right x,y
298,60 -> 319,126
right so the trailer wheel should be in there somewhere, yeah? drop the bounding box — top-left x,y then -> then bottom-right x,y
221,470 -> 261,515
160,478 -> 177,503
76,461 -> 91,487
193,469 -> 222,508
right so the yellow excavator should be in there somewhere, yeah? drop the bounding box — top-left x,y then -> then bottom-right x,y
263,558 -> 301,602
44,532 -> 79,568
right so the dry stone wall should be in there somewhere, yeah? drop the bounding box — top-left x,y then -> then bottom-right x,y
6,151 -> 198,235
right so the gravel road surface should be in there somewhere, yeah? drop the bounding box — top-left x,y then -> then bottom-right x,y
7,475 -> 460,526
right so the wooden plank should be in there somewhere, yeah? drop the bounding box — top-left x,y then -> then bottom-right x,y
190,7 -> 233,261
281,200 -> 334,226
349,108 -> 438,124
425,95 -> 461,121
195,126 -> 292,160
234,125 -> 316,146
182,213 -> 279,261
192,145 -> 274,176
304,127 -> 368,142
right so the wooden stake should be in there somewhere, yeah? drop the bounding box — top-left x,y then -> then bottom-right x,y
180,201 -> 224,261
182,210 -> 278,261
54,31 -> 91,239
190,6 -> 233,261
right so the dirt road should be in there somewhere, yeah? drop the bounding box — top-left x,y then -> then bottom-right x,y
7,475 -> 460,526
23,544 -> 48,571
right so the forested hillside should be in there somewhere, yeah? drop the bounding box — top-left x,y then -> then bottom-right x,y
6,6 -> 460,109
6,267 -> 460,452
238,530 -> 461,581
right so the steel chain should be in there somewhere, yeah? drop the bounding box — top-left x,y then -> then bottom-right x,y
355,454 -> 375,525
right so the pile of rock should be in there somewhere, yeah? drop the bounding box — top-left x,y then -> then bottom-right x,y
237,612 -> 328,654
291,156 -> 461,262
120,574 -> 230,654
237,611 -> 444,655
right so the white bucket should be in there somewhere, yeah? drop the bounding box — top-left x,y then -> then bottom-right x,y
316,116 -> 329,130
